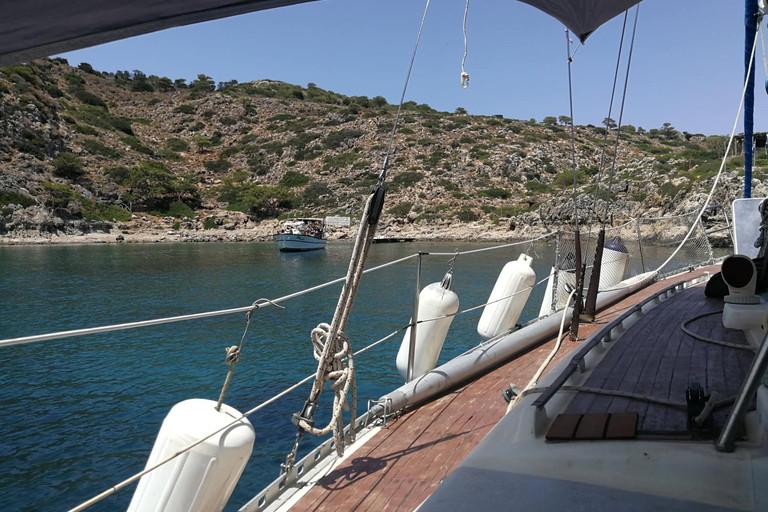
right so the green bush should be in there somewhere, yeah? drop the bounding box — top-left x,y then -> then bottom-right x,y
3,65 -> 38,84
41,181 -> 77,207
279,171 -> 310,188
220,147 -> 240,159
174,104 -> 196,114
217,183 -> 295,217
70,105 -> 133,134
168,201 -> 196,218
166,138 -> 189,152
104,166 -> 131,184
389,202 -> 413,217
81,199 -> 131,222
126,161 -> 177,207
203,218 -> 218,229
391,171 -> 424,189
302,181 -> 331,204
0,190 -> 35,208
525,181 -> 548,194
219,116 -> 237,126
72,88 -> 107,109
323,129 -> 364,149
478,187 -> 511,199
158,149 -> 182,161
74,124 -> 99,136
52,153 -> 84,178
455,208 -> 478,222
322,151 -> 361,171
203,159 -> 232,172
82,138 -> 122,158
122,136 -> 153,155
553,169 -> 588,188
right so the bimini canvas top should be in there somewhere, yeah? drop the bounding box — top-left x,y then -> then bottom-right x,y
0,0 -> 641,66
518,0 -> 643,42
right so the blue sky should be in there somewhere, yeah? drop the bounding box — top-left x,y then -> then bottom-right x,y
60,0 -> 767,135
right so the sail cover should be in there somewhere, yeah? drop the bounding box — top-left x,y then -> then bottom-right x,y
518,0 -> 643,42
0,0 -> 640,66
0,0 -> 319,66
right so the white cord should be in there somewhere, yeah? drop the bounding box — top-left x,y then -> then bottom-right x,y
506,288 -> 576,413
460,0 -> 470,88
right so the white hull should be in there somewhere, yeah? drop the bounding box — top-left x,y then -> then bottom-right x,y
273,234 -> 327,252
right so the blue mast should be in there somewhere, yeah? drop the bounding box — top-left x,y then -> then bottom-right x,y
745,0 -> 758,198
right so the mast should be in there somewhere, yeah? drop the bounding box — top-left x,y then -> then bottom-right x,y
745,0 -> 758,198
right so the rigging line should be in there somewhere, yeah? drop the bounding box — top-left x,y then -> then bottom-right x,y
583,10 -> 629,258
601,5 -> 640,227
380,0 -> 432,183
761,21 -> 768,76
657,19 -> 760,273
569,41 -> 582,61
565,28 -> 579,233
460,0 -> 470,88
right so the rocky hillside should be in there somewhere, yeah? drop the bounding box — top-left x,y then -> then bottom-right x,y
0,59 -> 760,243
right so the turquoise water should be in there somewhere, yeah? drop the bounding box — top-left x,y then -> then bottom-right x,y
0,241 -> 562,512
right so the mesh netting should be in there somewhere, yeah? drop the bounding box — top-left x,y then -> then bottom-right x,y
544,211 -> 717,313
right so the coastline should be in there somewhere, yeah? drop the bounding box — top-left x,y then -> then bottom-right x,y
0,218 -> 551,246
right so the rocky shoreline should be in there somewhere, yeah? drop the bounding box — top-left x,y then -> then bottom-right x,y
0,203 -> 559,245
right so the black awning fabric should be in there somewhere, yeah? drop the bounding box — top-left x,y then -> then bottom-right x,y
517,0 -> 643,42
0,0 -> 318,66
0,0 -> 641,67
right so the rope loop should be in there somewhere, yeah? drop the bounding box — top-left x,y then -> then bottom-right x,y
460,72 -> 470,89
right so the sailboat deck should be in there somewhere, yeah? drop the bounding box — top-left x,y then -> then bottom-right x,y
289,266 -> 718,512
564,283 -> 753,435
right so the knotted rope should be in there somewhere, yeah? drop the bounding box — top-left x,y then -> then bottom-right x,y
215,298 -> 284,411
298,323 -> 356,455
284,192 -> 381,470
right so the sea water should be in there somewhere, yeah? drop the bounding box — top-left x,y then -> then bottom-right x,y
0,240 -> 716,511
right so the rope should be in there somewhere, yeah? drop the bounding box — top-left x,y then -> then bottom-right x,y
657,24 -> 760,273
761,21 -> 767,77
681,310 -> 756,352
460,0 -> 470,88
519,385 -> 737,411
564,28 -> 579,234
507,288 -> 577,413
285,193 -> 381,468
601,7 -> 639,227
380,0 -> 431,183
216,298 -> 284,411
583,10 -> 629,252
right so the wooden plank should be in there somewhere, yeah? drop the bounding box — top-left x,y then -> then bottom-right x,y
546,414 -> 582,440
574,413 -> 609,439
606,411 -> 638,439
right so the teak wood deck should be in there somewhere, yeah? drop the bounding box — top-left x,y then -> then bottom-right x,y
564,282 -> 753,435
291,266 -> 719,512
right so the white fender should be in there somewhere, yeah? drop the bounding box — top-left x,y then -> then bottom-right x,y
128,399 -> 255,512
599,236 -> 629,290
538,266 -> 556,318
477,253 -> 536,339
397,271 -> 460,380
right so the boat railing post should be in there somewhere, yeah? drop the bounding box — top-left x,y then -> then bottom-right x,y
636,218 -> 646,273
716,331 -> 768,452
406,252 -> 423,383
